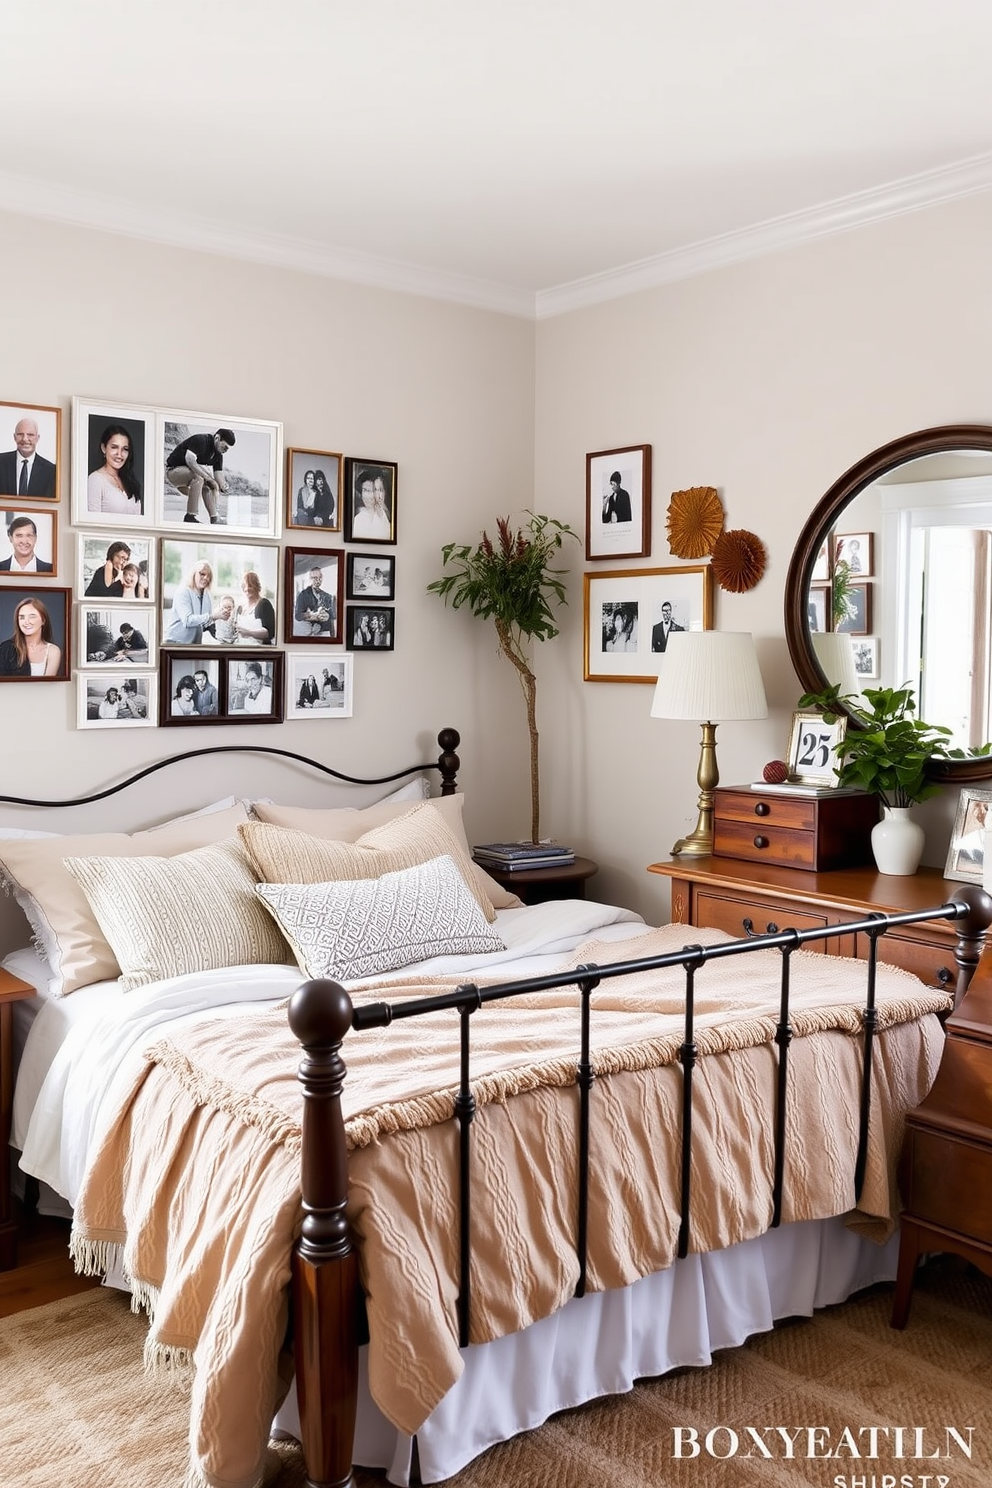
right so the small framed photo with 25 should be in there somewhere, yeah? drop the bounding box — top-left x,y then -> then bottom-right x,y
344,459 -> 397,544
786,709 -> 847,787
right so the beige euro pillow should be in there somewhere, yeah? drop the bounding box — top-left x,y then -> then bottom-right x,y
0,802 -> 252,994
251,793 -> 522,911
239,800 -> 498,921
63,840 -> 293,991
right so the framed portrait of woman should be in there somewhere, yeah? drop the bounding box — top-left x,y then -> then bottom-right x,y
0,586 -> 71,681
285,448 -> 342,533
71,398 -> 156,530
343,459 -> 397,544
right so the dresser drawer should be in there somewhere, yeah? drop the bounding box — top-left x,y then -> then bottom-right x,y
860,929 -> 958,994
714,787 -> 878,872
901,1128 -> 992,1244
714,789 -> 816,831
713,819 -> 816,869
694,887 -> 830,940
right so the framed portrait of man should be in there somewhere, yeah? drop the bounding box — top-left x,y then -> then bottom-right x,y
0,401 -> 61,502
0,510 -> 58,578
585,444 -> 651,561
159,410 -> 282,538
285,547 -> 344,644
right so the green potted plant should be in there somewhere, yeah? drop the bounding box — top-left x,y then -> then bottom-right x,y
797,682 -> 955,874
428,512 -> 578,843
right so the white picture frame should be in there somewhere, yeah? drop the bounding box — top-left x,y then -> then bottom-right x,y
71,398 -> 157,530
944,786 -> 992,886
78,604 -> 156,668
76,533 -> 155,603
76,671 -> 157,729
786,709 -> 848,787
285,652 -> 353,719
158,409 -> 282,538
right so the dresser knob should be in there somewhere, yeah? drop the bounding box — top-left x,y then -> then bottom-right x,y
742,918 -> 756,937
766,921 -> 780,934
937,967 -> 953,987
754,802 -> 770,817
753,835 -> 769,849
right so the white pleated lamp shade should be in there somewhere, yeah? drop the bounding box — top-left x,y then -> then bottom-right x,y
650,631 -> 768,722
811,631 -> 862,698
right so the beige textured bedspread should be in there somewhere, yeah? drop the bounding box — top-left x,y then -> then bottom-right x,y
70,925 -> 949,1488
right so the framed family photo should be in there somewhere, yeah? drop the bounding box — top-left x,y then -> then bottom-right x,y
285,547 -> 343,643
944,786 -> 992,886
160,539 -> 279,648
582,565 -> 712,683
159,409 -> 282,537
224,653 -> 284,722
834,582 -> 872,636
346,604 -> 394,650
786,709 -> 847,787
833,531 -> 873,578
77,673 -> 156,729
0,400 -> 61,501
71,398 -> 156,529
286,653 -> 353,720
585,444 -> 651,561
0,510 -> 58,578
159,652 -> 224,725
343,459 -> 397,544
285,448 -> 342,533
0,586 -> 71,681
80,604 -> 155,666
76,534 -> 154,603
347,551 -> 395,600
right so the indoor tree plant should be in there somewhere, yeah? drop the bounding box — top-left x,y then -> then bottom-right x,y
797,681 -> 956,874
428,511 -> 579,843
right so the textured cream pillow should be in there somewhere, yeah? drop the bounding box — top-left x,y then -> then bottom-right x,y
239,801 -> 498,921
256,855 -> 504,981
63,840 -> 292,991
251,793 -> 522,911
0,802 -> 252,995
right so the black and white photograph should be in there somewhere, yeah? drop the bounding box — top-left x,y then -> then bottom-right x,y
834,581 -> 872,636
347,552 -> 395,600
0,510 -> 58,577
585,444 -> 651,561
346,604 -> 394,650
811,539 -> 829,583
852,636 -> 879,680
159,410 -> 281,537
833,531 -> 874,578
286,448 -> 342,533
159,651 -> 224,725
224,653 -> 284,721
0,586 -> 70,681
77,534 -> 154,602
0,400 -> 61,501
77,672 -> 156,729
343,459 -> 397,544
161,539 -> 279,648
944,786 -> 992,885
80,605 -> 155,667
71,399 -> 154,528
583,565 -> 712,682
285,547 -> 343,643
286,653 -> 353,719
807,584 -> 829,633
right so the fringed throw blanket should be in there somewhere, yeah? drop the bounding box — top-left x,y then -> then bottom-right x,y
70,925 -> 949,1488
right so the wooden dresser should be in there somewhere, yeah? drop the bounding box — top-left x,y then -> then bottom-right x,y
647,855 -> 982,995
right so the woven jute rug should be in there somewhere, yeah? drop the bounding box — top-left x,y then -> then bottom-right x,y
2,1258 -> 990,1487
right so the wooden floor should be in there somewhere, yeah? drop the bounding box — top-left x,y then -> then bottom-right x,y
0,1202 -> 98,1318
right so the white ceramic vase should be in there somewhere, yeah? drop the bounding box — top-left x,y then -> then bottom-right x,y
871,805 -> 925,876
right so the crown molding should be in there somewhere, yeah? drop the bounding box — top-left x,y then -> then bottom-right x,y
0,171 -> 535,320
535,152 -> 992,320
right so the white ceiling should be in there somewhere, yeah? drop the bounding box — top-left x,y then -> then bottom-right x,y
5,1 -> 992,318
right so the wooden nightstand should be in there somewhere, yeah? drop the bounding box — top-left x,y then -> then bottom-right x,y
1,968 -> 36,1270
478,855 -> 599,906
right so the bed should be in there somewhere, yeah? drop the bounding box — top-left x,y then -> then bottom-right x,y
4,732 -> 989,1488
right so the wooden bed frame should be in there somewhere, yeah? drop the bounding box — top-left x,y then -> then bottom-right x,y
287,885 -> 992,1488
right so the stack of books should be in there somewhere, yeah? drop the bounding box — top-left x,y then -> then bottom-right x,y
472,841 -> 575,871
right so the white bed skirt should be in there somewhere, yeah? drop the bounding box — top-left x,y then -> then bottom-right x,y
272,1214 -> 899,1485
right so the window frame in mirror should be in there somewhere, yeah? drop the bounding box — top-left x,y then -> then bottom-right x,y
784,423 -> 992,784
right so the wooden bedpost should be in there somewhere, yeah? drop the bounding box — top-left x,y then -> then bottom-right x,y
288,978 -> 358,1488
947,885 -> 992,1007
437,727 -> 461,796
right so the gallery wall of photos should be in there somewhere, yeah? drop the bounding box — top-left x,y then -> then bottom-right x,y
0,396 -> 399,729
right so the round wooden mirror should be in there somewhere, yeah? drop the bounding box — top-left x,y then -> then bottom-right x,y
784,423 -> 992,783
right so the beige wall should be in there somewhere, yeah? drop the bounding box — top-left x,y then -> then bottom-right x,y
0,211 -> 536,847
535,191 -> 992,920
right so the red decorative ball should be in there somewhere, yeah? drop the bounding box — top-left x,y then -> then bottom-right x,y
763,759 -> 789,784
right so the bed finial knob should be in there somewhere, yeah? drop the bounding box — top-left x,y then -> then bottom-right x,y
437,727 -> 461,795
288,978 -> 353,1049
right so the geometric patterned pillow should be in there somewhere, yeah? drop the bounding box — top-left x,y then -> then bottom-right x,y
254,854 -> 504,982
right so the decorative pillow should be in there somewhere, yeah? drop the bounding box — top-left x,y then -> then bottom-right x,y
256,854 -> 505,982
239,801 -> 498,920
376,775 -> 431,804
0,802 -> 253,995
63,840 -> 292,991
250,793 -> 522,911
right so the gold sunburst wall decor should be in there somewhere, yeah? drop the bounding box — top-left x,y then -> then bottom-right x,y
710,528 -> 767,593
666,486 -> 725,558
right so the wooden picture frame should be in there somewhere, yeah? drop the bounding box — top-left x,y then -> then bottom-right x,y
285,448 -> 342,533
582,564 -> 712,683
0,586 -> 71,681
223,652 -> 284,722
346,552 -> 395,601
286,653 -> 354,719
585,444 -> 651,561
346,604 -> 394,651
944,786 -> 992,885
159,652 -> 224,724
786,709 -> 847,787
343,459 -> 397,544
834,582 -> 872,636
0,400 -> 61,502
0,510 -> 59,578
77,672 -> 157,729
833,531 -> 874,579
285,547 -> 344,644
